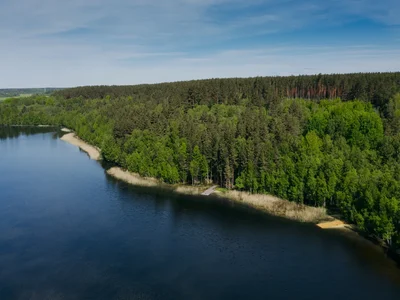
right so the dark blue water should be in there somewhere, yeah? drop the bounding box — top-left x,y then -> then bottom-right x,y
1,127 -> 400,300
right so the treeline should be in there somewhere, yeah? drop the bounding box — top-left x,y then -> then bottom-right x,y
54,72 -> 400,109
0,126 -> 58,140
1,73 -> 400,251
0,88 -> 63,98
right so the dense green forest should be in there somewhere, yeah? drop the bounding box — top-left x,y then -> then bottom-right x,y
1,72 -> 400,250
55,72 -> 400,107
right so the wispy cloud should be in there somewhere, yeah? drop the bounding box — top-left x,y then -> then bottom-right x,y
0,0 -> 399,87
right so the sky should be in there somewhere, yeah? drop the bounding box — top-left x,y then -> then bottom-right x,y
0,0 -> 399,88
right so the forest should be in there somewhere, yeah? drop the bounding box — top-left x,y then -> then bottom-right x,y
1,72 -> 400,251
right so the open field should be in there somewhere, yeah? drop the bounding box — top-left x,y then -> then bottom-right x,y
0,94 -> 32,101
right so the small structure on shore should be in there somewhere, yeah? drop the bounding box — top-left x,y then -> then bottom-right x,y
201,186 -> 218,196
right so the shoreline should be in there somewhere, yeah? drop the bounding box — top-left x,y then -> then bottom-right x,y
107,166 -> 330,223
59,128 -> 399,262
59,129 -> 336,225
60,132 -> 101,160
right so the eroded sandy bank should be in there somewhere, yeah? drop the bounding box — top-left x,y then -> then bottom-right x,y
60,133 -> 101,160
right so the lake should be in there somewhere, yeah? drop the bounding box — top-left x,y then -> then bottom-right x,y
1,127 -> 400,300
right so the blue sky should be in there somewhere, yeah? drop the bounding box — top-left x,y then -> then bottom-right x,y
0,0 -> 399,87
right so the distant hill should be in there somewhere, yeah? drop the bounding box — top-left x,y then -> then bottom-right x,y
0,88 -> 64,99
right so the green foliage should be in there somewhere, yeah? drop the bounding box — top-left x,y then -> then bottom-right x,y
190,145 -> 208,184
53,72 -> 400,106
1,74 -> 400,250
308,101 -> 384,149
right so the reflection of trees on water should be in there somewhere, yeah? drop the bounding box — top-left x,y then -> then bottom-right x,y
0,126 -> 59,140
103,169 -> 271,232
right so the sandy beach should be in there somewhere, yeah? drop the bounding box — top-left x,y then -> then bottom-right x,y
61,132 -> 101,160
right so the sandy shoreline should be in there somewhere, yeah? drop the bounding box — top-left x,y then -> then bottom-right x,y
60,132 -> 101,160
317,219 -> 346,229
107,167 -> 162,188
60,130 -> 344,226
58,130 -> 399,257
107,166 -> 329,224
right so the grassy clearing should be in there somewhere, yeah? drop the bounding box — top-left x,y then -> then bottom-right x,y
0,94 -> 32,101
216,187 -> 229,193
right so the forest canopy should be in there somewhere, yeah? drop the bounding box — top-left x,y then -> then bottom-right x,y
1,72 -> 400,249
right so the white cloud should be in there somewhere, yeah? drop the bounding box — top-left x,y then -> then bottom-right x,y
1,43 -> 399,87
0,0 -> 399,87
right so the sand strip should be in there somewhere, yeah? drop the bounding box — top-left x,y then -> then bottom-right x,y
106,167 -> 328,223
317,219 -> 345,229
57,131 -> 386,252
107,167 -> 161,187
61,133 -> 101,160
107,166 -> 391,256
61,132 -> 330,225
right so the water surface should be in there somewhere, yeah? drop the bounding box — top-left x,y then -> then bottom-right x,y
1,127 -> 400,300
